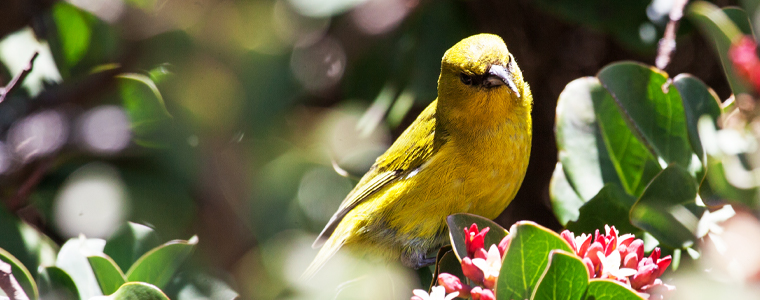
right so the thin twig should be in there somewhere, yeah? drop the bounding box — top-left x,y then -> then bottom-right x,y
655,0 -> 690,70
0,261 -> 30,300
8,157 -> 53,212
0,51 -> 39,104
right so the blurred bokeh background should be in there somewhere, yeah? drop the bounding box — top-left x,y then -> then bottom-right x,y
0,0 -> 742,299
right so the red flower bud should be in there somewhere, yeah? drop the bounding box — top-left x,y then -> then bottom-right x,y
625,239 -> 644,262
475,248 -> 489,260
650,248 -> 661,261
461,257 -> 485,283
438,272 -> 472,297
464,224 -> 490,258
618,234 -> 635,248
470,287 -> 482,300
623,252 -> 639,270
577,234 -> 592,257
586,242 -> 604,269
655,255 -> 672,278
497,235 -> 511,256
438,273 -> 463,294
476,288 -> 495,300
631,263 -> 658,290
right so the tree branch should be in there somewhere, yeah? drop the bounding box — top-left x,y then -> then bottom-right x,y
655,0 -> 689,70
0,261 -> 29,300
0,51 -> 39,104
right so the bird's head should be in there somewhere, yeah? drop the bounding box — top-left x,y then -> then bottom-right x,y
436,34 -> 531,131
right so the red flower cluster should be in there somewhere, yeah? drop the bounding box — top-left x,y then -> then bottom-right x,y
729,36 -> 760,91
436,224 -> 509,300
560,225 -> 674,299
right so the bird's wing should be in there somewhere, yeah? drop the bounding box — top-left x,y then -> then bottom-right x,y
312,100 -> 446,248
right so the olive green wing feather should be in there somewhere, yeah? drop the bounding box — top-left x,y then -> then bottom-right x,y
313,100 -> 447,247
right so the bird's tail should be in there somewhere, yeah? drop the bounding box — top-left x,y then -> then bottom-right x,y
301,234 -> 346,280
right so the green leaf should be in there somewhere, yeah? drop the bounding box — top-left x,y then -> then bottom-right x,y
88,255 -> 127,295
630,165 -> 699,248
446,214 -> 507,261
52,2 -> 92,67
56,237 -> 107,299
104,222 -> 161,273
688,1 -> 753,95
566,185 -> 640,236
93,282 -> 170,300
530,250 -> 588,300
0,206 -> 59,282
597,62 -> 693,169
673,74 -> 722,163
432,250 -> 465,292
496,221 -> 573,300
584,279 -> 645,300
166,272 -> 240,300
590,75 -> 661,196
37,266 -> 79,300
126,236 -> 198,289
706,155 -> 759,207
0,247 -> 39,300
118,73 -> 172,145
555,77 -> 622,200
723,7 -> 754,36
549,163 -> 584,226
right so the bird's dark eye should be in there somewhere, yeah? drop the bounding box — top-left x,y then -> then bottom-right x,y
460,73 -> 473,86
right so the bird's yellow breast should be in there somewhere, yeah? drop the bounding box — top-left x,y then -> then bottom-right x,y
339,110 -> 531,260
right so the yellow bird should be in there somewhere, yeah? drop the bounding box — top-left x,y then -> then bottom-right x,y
304,34 -> 532,278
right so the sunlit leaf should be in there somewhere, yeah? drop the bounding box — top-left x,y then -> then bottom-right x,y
52,2 -> 92,68
630,165 -> 700,248
530,250 -> 588,300
0,247 -> 38,300
597,62 -> 693,169
566,184 -> 640,236
126,236 -> 198,289
584,279 -> 645,300
56,237 -> 107,299
37,266 -> 79,300
118,73 -> 172,146
555,77 -> 621,201
673,74 -> 722,164
88,255 -> 127,295
93,282 -> 170,300
496,221 -> 573,300
549,163 -> 584,226
104,222 -> 161,273
165,272 -> 240,300
590,74 -> 661,196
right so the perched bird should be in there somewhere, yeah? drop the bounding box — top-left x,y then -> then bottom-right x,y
304,34 -> 532,278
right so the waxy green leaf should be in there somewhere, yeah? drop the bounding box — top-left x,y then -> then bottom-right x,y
88,255 -> 127,295
630,165 -> 700,248
496,221 -> 573,300
584,279 -> 645,300
549,163 -> 584,226
530,250 -> 588,300
126,236 -> 197,289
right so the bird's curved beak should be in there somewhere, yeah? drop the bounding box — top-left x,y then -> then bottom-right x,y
486,64 -> 520,98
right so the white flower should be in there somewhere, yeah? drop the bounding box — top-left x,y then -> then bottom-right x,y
599,250 -> 636,280
472,244 -> 502,280
412,286 -> 459,300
